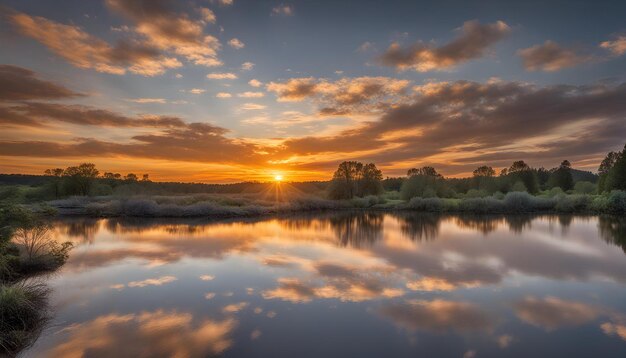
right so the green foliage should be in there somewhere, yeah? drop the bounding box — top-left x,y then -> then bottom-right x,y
604,146 -> 626,192
573,181 -> 596,194
547,163 -> 574,191
328,161 -> 383,199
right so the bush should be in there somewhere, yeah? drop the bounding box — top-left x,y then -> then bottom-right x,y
503,192 -> 554,213
406,197 -> 445,212
458,197 -> 505,213
0,281 -> 50,355
573,181 -> 596,195
606,191 -> 626,214
555,194 -> 591,213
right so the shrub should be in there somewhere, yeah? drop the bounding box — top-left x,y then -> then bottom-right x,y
573,181 -> 596,195
555,194 -> 591,213
0,281 -> 50,355
503,192 -> 554,212
606,191 -> 626,214
406,197 -> 445,212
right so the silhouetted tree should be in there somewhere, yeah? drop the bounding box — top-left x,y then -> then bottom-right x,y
124,173 -> 138,182
472,166 -> 495,177
407,166 -> 442,178
548,160 -> 574,191
598,150 -> 621,192
328,161 -> 383,199
43,168 -> 64,198
63,163 -> 99,196
605,144 -> 626,192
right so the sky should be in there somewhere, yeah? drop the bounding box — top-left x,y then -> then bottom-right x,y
0,0 -> 625,183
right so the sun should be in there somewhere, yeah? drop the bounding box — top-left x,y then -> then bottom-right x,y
274,174 -> 283,182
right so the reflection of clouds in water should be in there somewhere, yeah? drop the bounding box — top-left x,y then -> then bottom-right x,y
49,310 -> 236,358
109,275 -> 177,290
601,321 -> 626,341
514,296 -> 600,330
262,261 -> 405,303
378,299 -> 494,333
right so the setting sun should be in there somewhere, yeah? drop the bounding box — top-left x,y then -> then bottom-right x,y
274,174 -> 283,182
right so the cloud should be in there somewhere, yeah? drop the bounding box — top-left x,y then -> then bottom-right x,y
8,12 -> 182,76
0,121 -> 261,164
216,0 -> 233,5
379,20 -> 510,72
379,299 -> 493,333
249,79 -> 262,87
241,62 -> 255,70
126,98 -> 167,104
277,80 -> 626,174
518,41 -> 590,71
600,35 -> 626,56
228,38 -> 245,49
199,274 -> 215,281
207,72 -> 238,79
0,102 -> 187,128
0,65 -> 82,101
272,5 -> 294,16
49,310 -> 236,357
105,0 -> 222,67
241,103 -> 266,110
216,92 -> 232,98
267,76 -> 410,114
200,8 -> 216,24
514,296 -> 600,330
237,92 -> 264,98
188,88 -> 206,94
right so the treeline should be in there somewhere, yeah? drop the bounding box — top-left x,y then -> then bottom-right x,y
0,164 -> 328,202
328,143 -> 626,200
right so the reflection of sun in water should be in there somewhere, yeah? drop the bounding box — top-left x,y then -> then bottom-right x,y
274,174 -> 283,182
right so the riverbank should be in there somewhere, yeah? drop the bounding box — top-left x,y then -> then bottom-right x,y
38,190 -> 626,218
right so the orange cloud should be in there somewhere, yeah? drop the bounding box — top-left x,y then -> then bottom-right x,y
9,12 -> 181,76
379,20 -> 510,72
518,41 -> 591,71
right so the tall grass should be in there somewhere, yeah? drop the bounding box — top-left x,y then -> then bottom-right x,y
0,281 -> 50,355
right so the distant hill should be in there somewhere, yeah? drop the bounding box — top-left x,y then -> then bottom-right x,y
571,169 -> 598,183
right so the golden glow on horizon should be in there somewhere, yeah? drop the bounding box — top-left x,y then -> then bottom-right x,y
274,174 -> 283,182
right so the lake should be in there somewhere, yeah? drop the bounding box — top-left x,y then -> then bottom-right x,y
22,213 -> 626,357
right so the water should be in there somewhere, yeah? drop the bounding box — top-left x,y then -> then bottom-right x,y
23,213 -> 626,357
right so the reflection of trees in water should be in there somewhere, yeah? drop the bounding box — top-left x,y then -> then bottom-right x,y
395,213 -> 441,241
598,216 -> 626,254
330,212 -> 384,248
52,218 -> 100,243
454,215 -> 503,235
504,215 -> 534,234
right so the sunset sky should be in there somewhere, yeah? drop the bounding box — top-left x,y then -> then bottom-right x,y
1,0 -> 625,182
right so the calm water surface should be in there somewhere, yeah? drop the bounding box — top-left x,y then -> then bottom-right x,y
23,213 -> 626,357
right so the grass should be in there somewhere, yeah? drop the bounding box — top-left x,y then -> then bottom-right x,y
0,281 -> 50,355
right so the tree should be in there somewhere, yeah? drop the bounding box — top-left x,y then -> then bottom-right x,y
407,166 -> 442,178
473,166 -> 495,177
125,173 -> 138,182
548,160 -> 574,191
401,166 -> 445,199
44,168 -> 64,198
508,160 -> 530,173
359,163 -> 383,196
599,149 -> 623,192
605,144 -> 626,192
63,163 -> 99,196
504,160 -> 539,193
328,161 -> 383,199
141,174 -> 150,182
